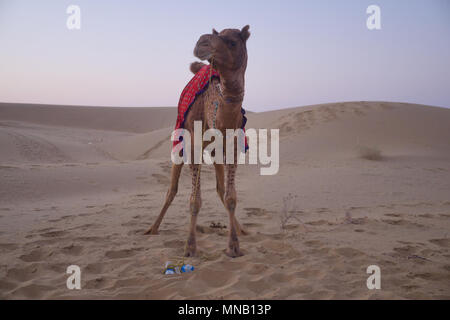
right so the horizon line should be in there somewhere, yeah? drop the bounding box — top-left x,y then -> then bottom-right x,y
0,100 -> 449,113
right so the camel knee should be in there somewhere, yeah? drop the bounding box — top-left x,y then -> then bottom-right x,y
216,183 -> 225,200
224,193 -> 236,212
166,185 -> 178,202
189,197 -> 202,216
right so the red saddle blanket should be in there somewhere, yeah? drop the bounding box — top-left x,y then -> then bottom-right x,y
173,64 -> 248,153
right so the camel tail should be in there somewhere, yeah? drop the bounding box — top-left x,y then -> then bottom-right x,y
190,62 -> 206,74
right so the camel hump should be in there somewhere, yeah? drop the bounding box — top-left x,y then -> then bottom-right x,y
190,62 -> 206,74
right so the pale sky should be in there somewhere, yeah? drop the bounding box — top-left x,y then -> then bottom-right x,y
0,0 -> 449,111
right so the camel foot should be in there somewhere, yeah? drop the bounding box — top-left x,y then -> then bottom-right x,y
144,225 -> 159,235
225,243 -> 244,258
236,225 -> 249,236
233,218 -> 249,236
184,244 -> 197,257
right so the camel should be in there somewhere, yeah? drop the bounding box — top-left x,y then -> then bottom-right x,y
145,25 -> 251,258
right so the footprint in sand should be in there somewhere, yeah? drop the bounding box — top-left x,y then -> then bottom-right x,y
196,225 -> 217,234
64,163 -> 78,167
418,213 -> 434,219
334,247 -> 365,259
84,276 -> 113,290
48,215 -> 72,223
62,244 -> 84,256
121,220 -> 139,227
381,218 -> 424,228
384,213 -> 403,217
105,248 -> 142,259
190,268 -> 236,288
163,239 -> 185,249
68,223 -> 99,232
306,219 -> 332,226
262,239 -> 295,253
304,240 -> 322,248
77,235 -> 104,242
135,193 -> 150,198
429,238 -> 450,248
242,222 -> 262,228
393,244 -> 421,257
295,269 -> 326,280
85,262 -> 105,275
382,219 -> 404,225
244,207 -> 267,217
408,272 -> 448,282
19,249 -> 45,262
0,243 -> 19,251
245,277 -> 274,294
152,173 -> 169,185
40,230 -> 69,238
78,212 -> 94,217
0,279 -> 17,294
9,283 -> 53,299
245,263 -> 270,275
5,264 -> 39,282
127,228 -> 147,236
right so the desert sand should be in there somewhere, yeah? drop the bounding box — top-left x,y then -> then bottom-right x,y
0,101 -> 449,299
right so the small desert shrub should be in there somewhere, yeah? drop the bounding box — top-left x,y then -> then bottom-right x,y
357,145 -> 382,161
280,193 -> 305,231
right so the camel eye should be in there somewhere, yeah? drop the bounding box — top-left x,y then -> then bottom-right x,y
228,40 -> 237,48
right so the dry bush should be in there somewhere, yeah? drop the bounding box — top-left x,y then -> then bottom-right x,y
357,145 -> 382,161
280,193 -> 306,231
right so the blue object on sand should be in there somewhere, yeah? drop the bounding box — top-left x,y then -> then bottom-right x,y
181,264 -> 194,273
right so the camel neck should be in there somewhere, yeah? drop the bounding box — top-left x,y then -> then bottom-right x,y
218,72 -> 245,105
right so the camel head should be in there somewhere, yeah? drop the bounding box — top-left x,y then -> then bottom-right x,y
194,25 -> 250,73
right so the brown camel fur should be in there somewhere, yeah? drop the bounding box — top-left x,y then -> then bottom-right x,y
145,25 -> 251,258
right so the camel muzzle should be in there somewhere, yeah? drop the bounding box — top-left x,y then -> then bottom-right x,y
194,34 -> 215,61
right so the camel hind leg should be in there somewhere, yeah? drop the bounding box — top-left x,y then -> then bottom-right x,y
145,163 -> 183,235
214,163 -> 248,236
224,164 -> 243,257
185,164 -> 202,257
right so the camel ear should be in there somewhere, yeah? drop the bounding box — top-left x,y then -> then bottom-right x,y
212,28 -> 219,35
240,25 -> 250,41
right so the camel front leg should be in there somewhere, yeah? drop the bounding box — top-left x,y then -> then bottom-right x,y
214,163 -> 225,203
214,163 -> 248,236
224,164 -> 243,257
185,164 -> 202,257
145,163 -> 183,235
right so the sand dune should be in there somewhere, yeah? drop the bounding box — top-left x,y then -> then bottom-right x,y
0,101 -> 449,299
0,103 -> 176,133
